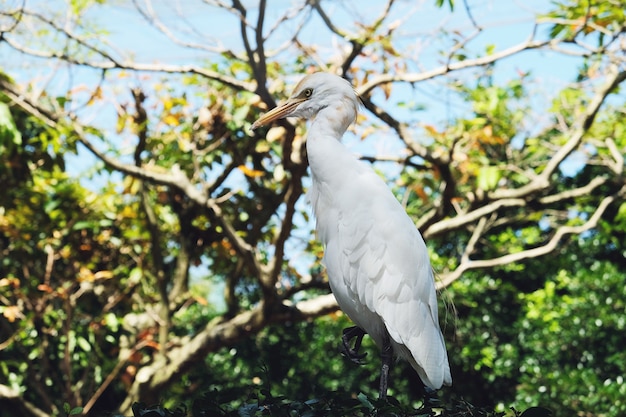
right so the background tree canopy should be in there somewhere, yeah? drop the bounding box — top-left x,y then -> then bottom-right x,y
0,0 -> 625,416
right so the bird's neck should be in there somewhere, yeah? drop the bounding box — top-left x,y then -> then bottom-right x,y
305,97 -> 359,188
308,99 -> 356,139
306,121 -> 361,190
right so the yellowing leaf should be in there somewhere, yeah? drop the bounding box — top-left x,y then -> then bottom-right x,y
121,205 -> 137,218
2,305 -> 21,322
381,82 -> 392,100
238,165 -> 265,178
412,185 -> 429,203
87,86 -> 103,105
255,140 -> 270,154
116,113 -> 128,134
357,125 -> 375,140
266,126 -> 286,143
162,97 -> 174,111
78,266 -> 95,282
37,284 -> 53,293
194,295 -> 209,306
0,277 -> 20,288
163,114 -> 180,126
423,124 -> 440,136
94,270 -> 114,280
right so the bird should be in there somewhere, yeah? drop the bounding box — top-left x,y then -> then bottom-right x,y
251,72 -> 451,399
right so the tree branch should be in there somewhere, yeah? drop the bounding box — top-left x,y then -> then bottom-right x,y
437,186 -> 626,288
267,169 -> 306,292
492,66 -> 626,200
0,77 -> 264,283
424,197 -> 526,239
0,384 -> 50,417
118,293 -> 339,414
1,34 -> 253,92
541,67 -> 626,178
132,0 -> 229,54
356,37 -> 562,96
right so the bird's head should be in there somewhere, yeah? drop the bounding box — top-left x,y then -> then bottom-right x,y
251,72 -> 359,131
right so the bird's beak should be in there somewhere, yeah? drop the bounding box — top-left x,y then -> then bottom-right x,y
251,98 -> 306,130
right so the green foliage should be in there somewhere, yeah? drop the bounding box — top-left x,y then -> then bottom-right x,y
435,0 -> 455,11
0,102 -> 22,146
446,234 -> 626,417
63,402 -> 84,416
120,392 -> 546,417
544,0 -> 626,41
516,260 -> 626,416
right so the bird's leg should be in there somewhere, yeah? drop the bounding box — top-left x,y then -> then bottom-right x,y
378,331 -> 392,400
423,386 -> 439,409
340,326 -> 368,364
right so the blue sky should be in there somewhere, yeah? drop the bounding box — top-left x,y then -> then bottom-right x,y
1,0 -> 591,301
1,0 -> 583,181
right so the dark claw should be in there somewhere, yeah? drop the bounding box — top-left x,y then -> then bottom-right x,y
423,386 -> 440,408
340,326 -> 368,365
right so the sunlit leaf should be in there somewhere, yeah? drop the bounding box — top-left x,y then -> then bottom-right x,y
0,102 -> 22,145
477,166 -> 501,191
1,305 -> 21,322
164,114 -> 181,126
77,336 -> 91,352
238,164 -> 265,178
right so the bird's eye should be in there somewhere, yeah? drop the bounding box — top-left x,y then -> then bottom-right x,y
303,88 -> 313,98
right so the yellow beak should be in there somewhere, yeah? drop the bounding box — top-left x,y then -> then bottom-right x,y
251,98 -> 307,130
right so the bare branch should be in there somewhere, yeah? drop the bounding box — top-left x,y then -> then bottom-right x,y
437,186 -> 626,288
81,339 -> 152,416
424,197 -> 526,239
462,0 -> 482,31
118,293 -> 340,414
311,0 -> 398,75
459,215 -> 489,266
539,176 -> 608,205
492,67 -> 626,200
132,0 -> 226,53
0,0 -> 26,33
359,96 -> 434,163
267,169 -> 306,289
0,384 -> 49,417
1,34 -> 253,92
357,37 -> 562,96
309,0 -> 354,39
541,67 -> 626,177
605,138 -> 624,175
263,2 -> 310,42
231,0 -> 273,105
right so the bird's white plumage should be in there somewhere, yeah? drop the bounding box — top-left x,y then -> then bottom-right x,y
253,72 -> 451,390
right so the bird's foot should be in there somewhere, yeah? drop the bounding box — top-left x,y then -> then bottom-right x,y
423,386 -> 440,409
340,326 -> 368,365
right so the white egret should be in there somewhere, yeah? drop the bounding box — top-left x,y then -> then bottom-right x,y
251,72 -> 451,399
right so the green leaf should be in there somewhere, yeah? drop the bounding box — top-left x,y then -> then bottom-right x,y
77,336 -> 91,352
435,0 -> 454,11
0,102 -> 22,146
69,406 -> 84,416
72,221 -> 93,230
356,392 -> 374,410
477,166 -> 501,191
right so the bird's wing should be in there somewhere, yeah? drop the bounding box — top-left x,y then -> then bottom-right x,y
330,164 -> 451,388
